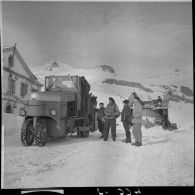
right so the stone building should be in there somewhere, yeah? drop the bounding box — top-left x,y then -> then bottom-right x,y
2,45 -> 43,115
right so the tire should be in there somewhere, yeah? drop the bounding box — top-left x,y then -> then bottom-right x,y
81,131 -> 89,138
77,131 -> 82,138
162,119 -> 171,130
81,120 -> 89,138
162,121 -> 168,130
21,118 -> 35,146
35,119 -> 47,147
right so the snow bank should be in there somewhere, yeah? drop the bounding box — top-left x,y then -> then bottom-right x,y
2,63 -> 194,188
2,113 -> 24,147
168,101 -> 194,126
3,113 -> 24,136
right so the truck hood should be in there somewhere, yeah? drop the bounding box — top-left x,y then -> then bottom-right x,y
27,91 -> 75,102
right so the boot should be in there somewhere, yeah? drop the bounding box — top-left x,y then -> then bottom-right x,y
99,135 -> 104,138
132,141 -> 138,146
125,139 -> 131,143
122,138 -> 131,143
135,142 -> 142,146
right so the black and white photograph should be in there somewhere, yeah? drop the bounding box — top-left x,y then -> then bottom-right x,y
1,0 -> 193,189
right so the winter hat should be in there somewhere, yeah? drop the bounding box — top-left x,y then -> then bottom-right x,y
134,95 -> 143,105
133,92 -> 139,98
123,100 -> 129,104
109,97 -> 115,104
133,94 -> 141,101
99,102 -> 104,105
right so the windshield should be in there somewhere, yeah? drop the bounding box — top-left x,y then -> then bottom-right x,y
45,76 -> 76,91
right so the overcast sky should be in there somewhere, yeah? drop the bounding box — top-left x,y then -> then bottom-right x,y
2,1 -> 193,79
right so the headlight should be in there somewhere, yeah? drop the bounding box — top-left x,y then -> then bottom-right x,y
20,109 -> 26,116
50,109 -> 57,116
31,93 -> 36,100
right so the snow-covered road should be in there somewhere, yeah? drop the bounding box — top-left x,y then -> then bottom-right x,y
2,101 -> 194,188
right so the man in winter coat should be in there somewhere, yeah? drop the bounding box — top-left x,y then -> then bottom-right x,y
131,96 -> 143,146
121,100 -> 132,143
157,96 -> 162,106
97,103 -> 106,138
104,97 -> 120,141
128,92 -> 139,107
161,91 -> 172,129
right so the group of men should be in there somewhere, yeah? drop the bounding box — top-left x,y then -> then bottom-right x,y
96,93 -> 143,146
96,91 -> 173,146
97,97 -> 120,142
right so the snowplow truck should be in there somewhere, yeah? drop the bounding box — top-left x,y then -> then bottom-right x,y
140,100 -> 177,130
141,101 -> 168,129
21,75 -> 97,147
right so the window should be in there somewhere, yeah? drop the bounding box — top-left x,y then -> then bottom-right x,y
6,105 -> 12,113
31,85 -> 38,92
31,88 -> 38,92
8,54 -> 14,67
4,102 -> 13,114
67,101 -> 76,116
8,77 -> 16,94
20,83 -> 28,97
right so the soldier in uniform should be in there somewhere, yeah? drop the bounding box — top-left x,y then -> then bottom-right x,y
80,76 -> 90,112
161,91 -> 172,129
97,103 -> 106,138
121,100 -> 132,143
131,96 -> 143,146
104,97 -> 120,141
157,96 -> 162,105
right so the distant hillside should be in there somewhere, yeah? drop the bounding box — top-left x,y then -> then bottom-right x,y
95,65 -> 116,75
102,78 -> 153,93
33,61 -> 193,105
180,86 -> 193,97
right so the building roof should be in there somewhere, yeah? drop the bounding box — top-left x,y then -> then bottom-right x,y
3,46 -> 43,87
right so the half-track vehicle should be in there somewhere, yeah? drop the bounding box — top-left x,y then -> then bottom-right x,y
21,75 -> 97,146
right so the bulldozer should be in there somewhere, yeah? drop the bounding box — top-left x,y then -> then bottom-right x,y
21,75 -> 97,147
128,92 -> 177,130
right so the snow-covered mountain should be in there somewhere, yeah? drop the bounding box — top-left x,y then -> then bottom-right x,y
33,61 -> 193,104
95,65 -> 116,75
34,60 -> 116,86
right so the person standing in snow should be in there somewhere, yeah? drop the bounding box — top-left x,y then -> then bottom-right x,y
121,100 -> 132,143
97,103 -> 106,138
128,92 -> 140,107
157,96 -> 162,106
131,96 -> 143,146
104,97 -> 120,141
161,91 -> 172,129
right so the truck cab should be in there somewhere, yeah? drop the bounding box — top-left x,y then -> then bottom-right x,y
21,75 -> 97,147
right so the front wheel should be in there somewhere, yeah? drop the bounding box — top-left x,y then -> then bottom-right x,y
35,119 -> 47,147
21,118 -> 35,146
77,131 -> 82,137
81,131 -> 89,138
